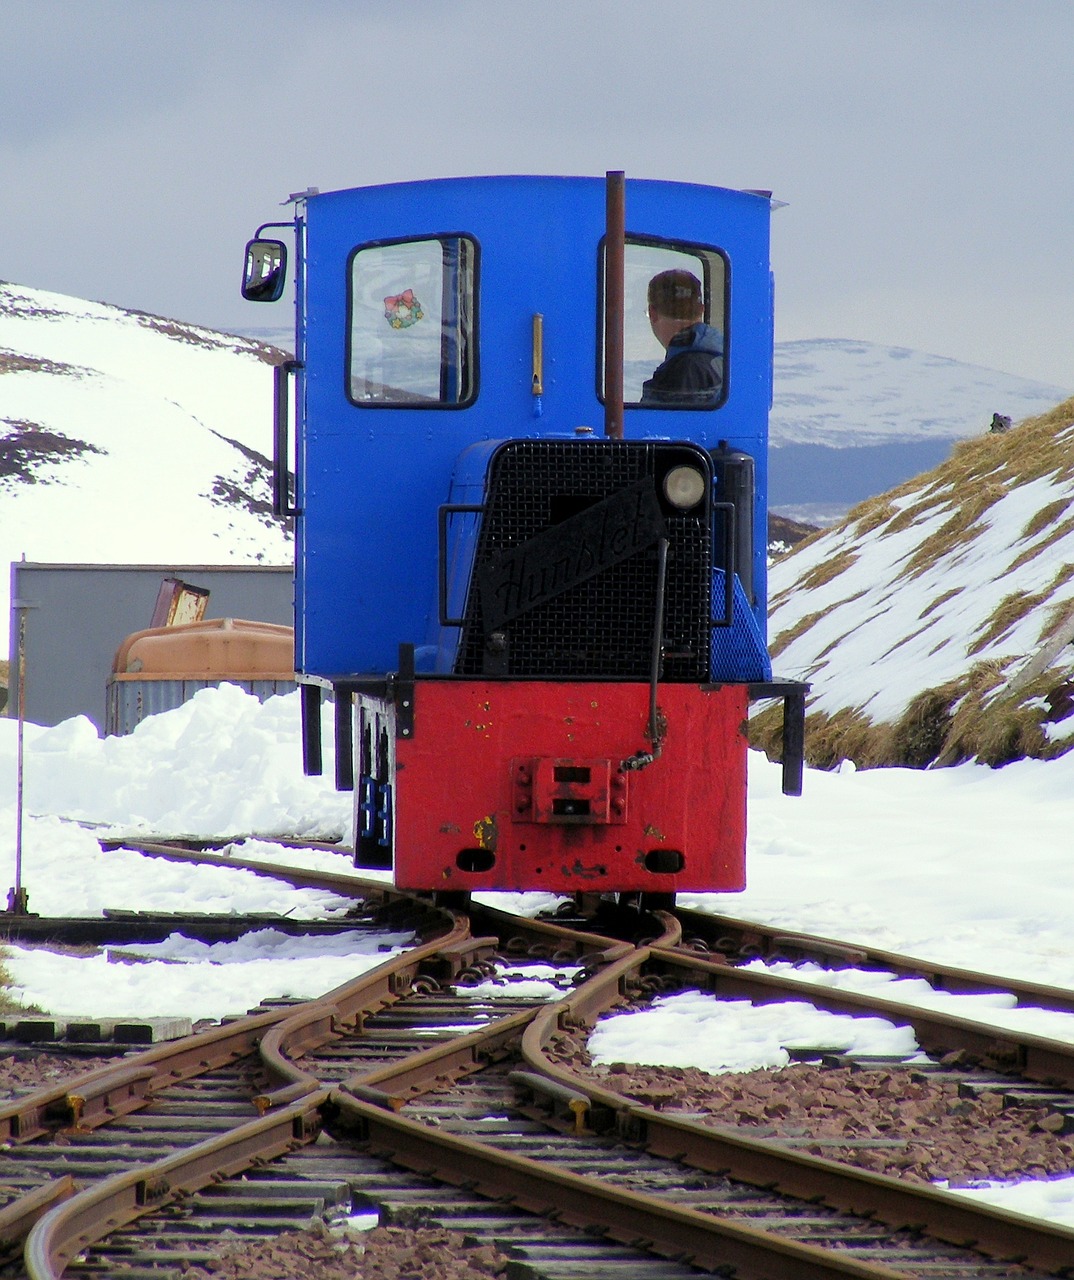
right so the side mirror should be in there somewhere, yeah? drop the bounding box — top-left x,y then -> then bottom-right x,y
242,238 -> 287,302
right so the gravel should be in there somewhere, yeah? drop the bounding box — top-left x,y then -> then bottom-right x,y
550,1031 -> 1074,1184
165,1222 -> 510,1279
5,1004 -> 1074,1278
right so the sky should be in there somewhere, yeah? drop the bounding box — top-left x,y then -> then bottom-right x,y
2,683 -> 1074,1229
3,2 -> 1074,385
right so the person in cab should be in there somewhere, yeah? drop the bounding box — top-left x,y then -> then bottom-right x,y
641,269 -> 723,407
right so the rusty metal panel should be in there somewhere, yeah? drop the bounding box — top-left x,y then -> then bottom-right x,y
394,679 -> 748,894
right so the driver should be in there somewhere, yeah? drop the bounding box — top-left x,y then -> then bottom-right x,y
640,269 -> 722,406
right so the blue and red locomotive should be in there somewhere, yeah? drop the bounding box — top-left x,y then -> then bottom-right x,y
243,173 -> 804,899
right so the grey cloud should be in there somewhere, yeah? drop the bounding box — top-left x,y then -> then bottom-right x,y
2,1 -> 1073,385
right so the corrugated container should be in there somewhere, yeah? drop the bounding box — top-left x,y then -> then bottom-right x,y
106,618 -> 296,735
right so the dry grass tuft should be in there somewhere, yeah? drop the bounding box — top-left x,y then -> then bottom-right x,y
768,607 -> 831,660
888,681 -> 964,767
936,661 -> 1056,767
899,484 -> 1005,580
798,547 -> 859,592
750,703 -> 885,771
967,589 -> 1037,656
919,587 -> 964,619
750,658 -> 1074,771
1022,497 -> 1072,542
846,495 -> 897,537
761,396 -> 1074,769
967,565 -> 1074,657
1009,513 -> 1074,573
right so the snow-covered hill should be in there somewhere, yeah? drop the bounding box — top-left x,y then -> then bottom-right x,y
769,340 -> 1070,522
0,281 -> 292,621
759,399 -> 1074,766
771,338 -> 1068,447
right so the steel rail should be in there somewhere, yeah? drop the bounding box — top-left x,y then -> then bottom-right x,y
24,1092 -> 329,1279
253,928 -> 504,1109
107,840 -> 691,956
251,931 -> 1074,1273
16,1005 -> 1068,1280
22,1080 -> 908,1280
9,907 -> 649,1278
677,908 -> 1074,1014
334,1005 -> 540,1103
255,909 -> 642,1107
323,1090 -> 910,1280
514,942 -> 1074,1274
10,905 -> 1073,1277
98,837 -> 399,899
88,845 -> 1074,1030
0,1178 -> 75,1266
651,944 -> 1074,1088
0,904 -> 466,1143
0,912 -> 475,1265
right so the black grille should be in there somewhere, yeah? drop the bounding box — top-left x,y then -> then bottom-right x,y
455,440 -> 711,679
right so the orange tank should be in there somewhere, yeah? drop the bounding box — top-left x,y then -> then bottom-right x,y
111,618 -> 295,680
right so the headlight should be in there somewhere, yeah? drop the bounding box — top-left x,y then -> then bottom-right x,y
662,465 -> 706,510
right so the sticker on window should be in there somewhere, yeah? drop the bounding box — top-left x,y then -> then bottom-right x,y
349,237 -> 477,407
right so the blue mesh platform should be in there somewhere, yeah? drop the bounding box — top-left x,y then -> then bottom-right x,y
711,570 -> 771,682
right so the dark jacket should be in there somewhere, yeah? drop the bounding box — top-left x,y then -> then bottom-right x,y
640,323 -> 723,407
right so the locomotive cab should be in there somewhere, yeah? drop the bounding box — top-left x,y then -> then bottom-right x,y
243,174 -> 805,895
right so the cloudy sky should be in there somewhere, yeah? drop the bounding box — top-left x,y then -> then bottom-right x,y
3,2 -> 1072,386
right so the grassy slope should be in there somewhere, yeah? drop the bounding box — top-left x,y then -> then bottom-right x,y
755,398 -> 1074,769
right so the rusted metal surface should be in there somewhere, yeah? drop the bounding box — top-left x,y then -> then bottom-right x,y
107,676 -> 296,735
24,1094 -> 328,1279
679,908 -> 1074,1014
603,169 -> 625,440
468,897 -> 640,960
0,1008 -> 283,1144
0,1177 -> 75,1265
512,944 -> 1074,1275
650,944 -> 1074,1089
255,921 -> 484,1108
95,837 -> 397,899
3,887 -> 1073,1276
111,618 -> 293,678
63,1065 -> 157,1128
324,1092 -> 909,1280
0,899 -> 464,1144
337,1006 -> 539,1102
106,618 -> 297,733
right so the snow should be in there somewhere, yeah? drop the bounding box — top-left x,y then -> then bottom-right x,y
588,990 -> 922,1074
0,281 -> 291,622
766,424 -> 1074,729
2,684 -> 1073,1227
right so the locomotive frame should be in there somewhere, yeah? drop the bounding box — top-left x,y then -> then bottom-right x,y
243,172 -> 806,898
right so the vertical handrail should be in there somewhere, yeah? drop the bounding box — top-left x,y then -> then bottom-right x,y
604,170 -> 625,440
273,359 -> 302,518
647,536 -> 670,751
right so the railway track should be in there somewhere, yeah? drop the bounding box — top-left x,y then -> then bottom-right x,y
0,843 -> 1071,1277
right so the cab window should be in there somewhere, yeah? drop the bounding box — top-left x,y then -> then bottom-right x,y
601,237 -> 727,409
348,235 -> 477,407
